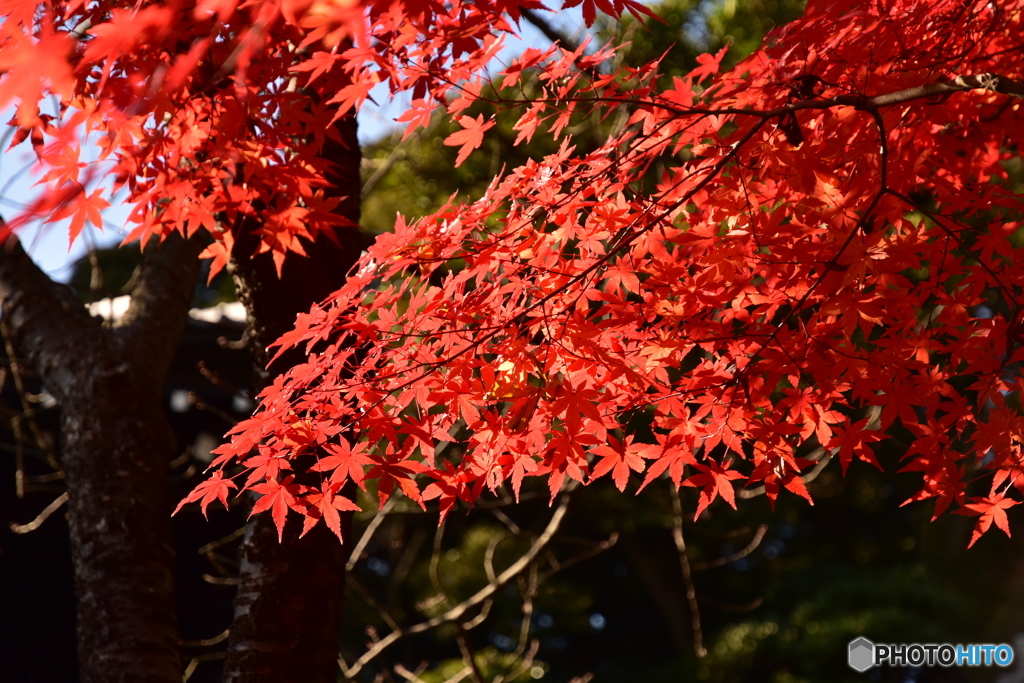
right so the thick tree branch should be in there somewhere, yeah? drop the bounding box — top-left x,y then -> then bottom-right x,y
0,230 -> 202,683
0,235 -> 106,399
117,233 -> 203,384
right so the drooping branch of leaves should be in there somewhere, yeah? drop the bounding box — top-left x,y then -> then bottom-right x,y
200,0 -> 1024,552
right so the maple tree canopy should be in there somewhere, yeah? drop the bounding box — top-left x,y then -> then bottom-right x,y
4,0 -> 1024,548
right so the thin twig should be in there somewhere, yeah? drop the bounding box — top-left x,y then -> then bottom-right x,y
394,664 -> 431,683
181,628 -> 230,648
202,574 -> 239,586
182,651 -> 227,682
423,520 -> 452,610
537,532 -> 618,584
10,491 -> 68,534
671,486 -> 706,658
490,507 -> 521,534
340,482 -> 577,679
197,360 -> 249,399
691,525 -> 768,571
188,391 -> 239,426
456,628 -> 485,683
347,496 -> 398,571
501,640 -> 542,683
348,574 -> 402,633
198,527 -> 245,554
1,319 -> 60,477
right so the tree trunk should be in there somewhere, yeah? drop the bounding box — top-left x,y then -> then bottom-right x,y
0,233 -> 201,683
223,107 -> 362,683
61,380 -> 181,683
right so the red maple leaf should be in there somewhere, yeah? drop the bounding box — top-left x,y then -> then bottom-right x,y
396,99 -> 437,140
309,439 -> 374,488
299,483 -> 362,541
956,496 -> 1020,548
422,462 -> 478,523
250,476 -> 304,541
827,417 -> 884,475
46,188 -> 110,245
443,114 -> 495,166
590,435 -> 650,491
173,471 -> 237,519
684,460 -> 746,519
364,452 -> 429,509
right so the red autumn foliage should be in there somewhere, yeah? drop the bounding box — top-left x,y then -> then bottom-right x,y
5,0 -> 1024,548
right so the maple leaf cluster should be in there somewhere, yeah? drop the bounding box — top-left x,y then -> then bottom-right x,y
195,0 -> 1024,547
7,0 -> 1024,547
0,0 -> 643,270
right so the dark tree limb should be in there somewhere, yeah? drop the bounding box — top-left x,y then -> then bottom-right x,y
0,236 -> 105,396
0,231 -> 201,683
223,99 -> 363,683
117,235 -> 205,383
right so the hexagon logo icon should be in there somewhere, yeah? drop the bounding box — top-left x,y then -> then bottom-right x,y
848,637 -> 875,672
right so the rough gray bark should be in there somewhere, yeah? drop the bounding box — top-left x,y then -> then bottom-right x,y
0,233 -> 202,683
222,108 -> 363,682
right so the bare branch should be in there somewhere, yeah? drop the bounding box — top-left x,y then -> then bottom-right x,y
181,628 -> 231,648
341,482 -> 577,679
671,486 -> 706,658
483,530 -> 510,583
199,527 -> 245,555
347,574 -> 403,633
691,525 -> 768,571
0,235 -> 104,399
9,491 -> 68,533
498,639 -> 542,683
182,651 -> 227,683
394,664 -> 430,683
0,325 -> 60,478
188,391 -> 239,426
538,533 -> 618,584
117,233 -> 203,384
348,496 -> 399,572
424,520 -> 453,610
443,669 -> 475,683
456,628 -> 485,683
